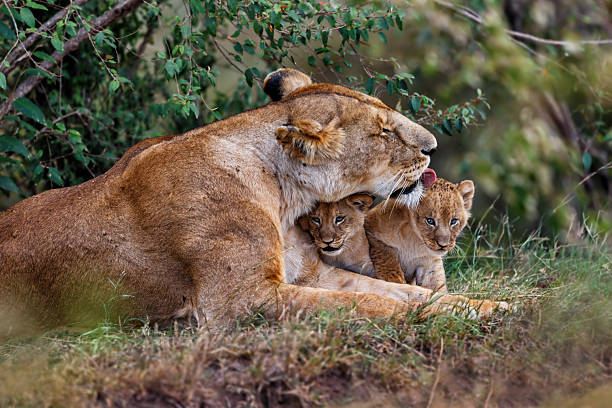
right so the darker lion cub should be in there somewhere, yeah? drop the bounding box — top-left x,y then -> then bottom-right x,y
298,194 -> 374,276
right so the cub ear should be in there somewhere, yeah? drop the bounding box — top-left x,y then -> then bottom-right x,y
346,193 -> 374,213
275,118 -> 344,164
297,215 -> 311,231
263,68 -> 312,101
457,180 -> 475,211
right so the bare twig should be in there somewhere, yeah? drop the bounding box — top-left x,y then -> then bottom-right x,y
0,0 -> 145,123
212,37 -> 246,76
1,0 -> 56,78
1,0 -> 91,77
434,0 -> 612,46
126,21 -> 156,80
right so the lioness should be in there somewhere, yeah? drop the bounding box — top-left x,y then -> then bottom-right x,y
0,69 -> 502,335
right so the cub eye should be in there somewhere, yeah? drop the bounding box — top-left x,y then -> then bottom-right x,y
311,217 -> 321,225
382,128 -> 393,134
426,218 -> 436,226
335,216 -> 345,224
450,218 -> 458,226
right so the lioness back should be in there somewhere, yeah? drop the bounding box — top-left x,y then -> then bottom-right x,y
365,178 -> 475,292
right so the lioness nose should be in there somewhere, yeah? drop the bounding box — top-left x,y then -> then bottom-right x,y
322,237 -> 334,244
421,148 -> 436,156
418,128 -> 437,154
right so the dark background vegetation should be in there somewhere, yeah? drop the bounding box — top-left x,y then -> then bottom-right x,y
1,0 -> 611,241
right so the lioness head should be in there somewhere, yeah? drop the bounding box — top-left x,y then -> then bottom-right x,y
298,194 -> 373,257
264,68 -> 437,209
414,178 -> 474,253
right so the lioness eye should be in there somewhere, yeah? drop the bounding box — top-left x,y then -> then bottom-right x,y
311,217 -> 321,225
450,218 -> 458,225
382,128 -> 393,134
335,216 -> 345,224
426,218 -> 436,226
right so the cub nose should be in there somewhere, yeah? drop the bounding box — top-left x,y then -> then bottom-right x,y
322,238 -> 334,245
436,239 -> 450,248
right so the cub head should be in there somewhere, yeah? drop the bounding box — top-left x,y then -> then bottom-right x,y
298,194 -> 373,257
414,178 -> 474,253
263,68 -> 437,208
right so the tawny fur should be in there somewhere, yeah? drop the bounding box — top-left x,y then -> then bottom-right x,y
298,194 -> 375,276
366,178 -> 475,292
0,69 -> 504,336
300,183 -> 508,316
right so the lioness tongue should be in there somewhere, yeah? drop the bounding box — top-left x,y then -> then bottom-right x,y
420,168 -> 437,187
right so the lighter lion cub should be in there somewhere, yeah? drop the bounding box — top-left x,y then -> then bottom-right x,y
366,178 -> 475,292
300,178 -> 474,295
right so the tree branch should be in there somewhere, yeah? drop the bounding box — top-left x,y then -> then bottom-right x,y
0,0 -> 145,123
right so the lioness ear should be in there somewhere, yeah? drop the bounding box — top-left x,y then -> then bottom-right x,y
346,193 -> 374,213
457,180 -> 475,211
263,68 -> 312,101
275,118 -> 344,164
297,215 -> 310,231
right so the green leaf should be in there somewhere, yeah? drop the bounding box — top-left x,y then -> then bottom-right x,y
442,119 -> 453,136
410,96 -> 421,113
164,61 -> 175,77
376,17 -> 389,30
377,32 -> 387,44
321,30 -> 329,46
25,68 -> 54,79
582,152 -> 592,171
33,51 -> 55,62
51,36 -> 64,52
110,80 -> 120,93
245,68 -> 254,87
26,1 -> 48,10
0,135 -> 29,157
33,164 -> 44,180
14,97 -> 45,124
454,118 -> 463,133
0,175 -> 19,193
20,8 -> 35,28
365,77 -> 375,94
0,72 -> 5,90
205,17 -> 216,36
0,21 -> 16,40
307,55 -> 316,67
48,167 -> 64,186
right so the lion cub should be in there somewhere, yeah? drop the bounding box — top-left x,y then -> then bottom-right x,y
365,178 -> 475,292
298,194 -> 375,277
300,179 -> 474,294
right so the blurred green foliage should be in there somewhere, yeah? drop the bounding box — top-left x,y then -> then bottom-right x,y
0,0 -> 610,239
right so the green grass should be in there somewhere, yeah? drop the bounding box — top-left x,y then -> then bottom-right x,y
1,220 -> 610,407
